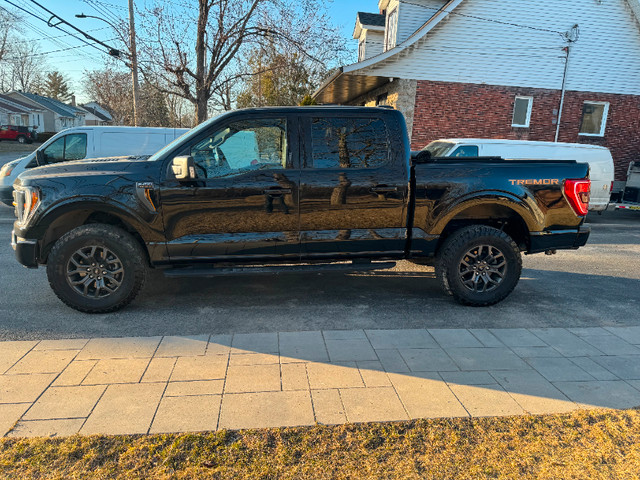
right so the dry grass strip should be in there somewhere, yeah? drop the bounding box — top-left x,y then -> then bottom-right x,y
1,409 -> 640,479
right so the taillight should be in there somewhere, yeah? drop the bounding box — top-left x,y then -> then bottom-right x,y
564,179 -> 590,216
610,181 -> 614,193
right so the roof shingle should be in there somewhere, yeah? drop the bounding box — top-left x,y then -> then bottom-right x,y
357,12 -> 385,28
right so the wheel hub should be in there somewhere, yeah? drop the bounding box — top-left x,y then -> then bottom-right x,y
458,245 -> 507,293
66,246 -> 124,299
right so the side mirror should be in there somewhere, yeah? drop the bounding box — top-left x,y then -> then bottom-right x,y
171,155 -> 196,180
411,150 -> 432,164
35,150 -> 45,166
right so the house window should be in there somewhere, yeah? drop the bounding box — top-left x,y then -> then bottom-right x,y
512,96 -> 533,128
385,8 -> 398,50
358,39 -> 365,62
579,101 -> 609,136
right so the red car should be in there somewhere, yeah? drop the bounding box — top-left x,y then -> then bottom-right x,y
0,125 -> 34,144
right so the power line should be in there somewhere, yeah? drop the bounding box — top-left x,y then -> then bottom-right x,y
12,26 -> 111,43
0,4 -> 95,62
83,0 -> 122,28
1,38 -> 119,61
28,0 -> 122,55
2,0 -> 106,55
2,0 -> 122,58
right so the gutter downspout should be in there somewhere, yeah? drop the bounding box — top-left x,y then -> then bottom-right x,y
555,45 -> 570,143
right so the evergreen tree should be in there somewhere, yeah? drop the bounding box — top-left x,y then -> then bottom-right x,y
43,71 -> 73,102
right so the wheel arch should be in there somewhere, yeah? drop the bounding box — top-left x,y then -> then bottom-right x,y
432,195 -> 540,253
39,202 -> 150,265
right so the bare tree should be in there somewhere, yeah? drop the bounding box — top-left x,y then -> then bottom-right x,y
136,0 -> 347,123
85,64 -> 194,127
0,9 -> 15,63
0,9 -> 20,91
85,66 -> 133,125
10,43 -> 44,92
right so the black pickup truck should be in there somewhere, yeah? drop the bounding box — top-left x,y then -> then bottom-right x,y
11,106 -> 591,313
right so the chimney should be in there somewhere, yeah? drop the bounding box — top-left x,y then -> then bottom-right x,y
71,95 -> 76,106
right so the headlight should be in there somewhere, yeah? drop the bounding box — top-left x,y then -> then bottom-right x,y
13,186 -> 40,227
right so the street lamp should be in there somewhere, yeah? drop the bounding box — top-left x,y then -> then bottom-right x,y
76,7 -> 141,127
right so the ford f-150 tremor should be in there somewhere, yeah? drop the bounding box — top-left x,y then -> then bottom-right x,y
11,107 -> 591,312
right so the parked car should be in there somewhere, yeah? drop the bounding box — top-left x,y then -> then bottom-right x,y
423,139 -> 613,213
0,126 -> 189,206
0,125 -> 34,144
11,107 -> 591,313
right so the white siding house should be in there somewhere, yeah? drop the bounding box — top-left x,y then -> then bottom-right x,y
314,0 -> 640,180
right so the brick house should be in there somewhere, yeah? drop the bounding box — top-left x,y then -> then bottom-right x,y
313,0 -> 640,180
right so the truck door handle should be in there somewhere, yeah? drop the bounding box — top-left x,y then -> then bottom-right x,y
371,186 -> 398,193
264,188 -> 292,195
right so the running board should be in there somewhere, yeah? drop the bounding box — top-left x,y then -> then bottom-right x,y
163,261 -> 397,278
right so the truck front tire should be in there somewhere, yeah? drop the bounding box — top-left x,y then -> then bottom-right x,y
46,224 -> 146,313
435,225 -> 522,306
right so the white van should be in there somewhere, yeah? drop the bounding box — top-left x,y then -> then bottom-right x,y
0,126 -> 189,206
423,139 -> 614,213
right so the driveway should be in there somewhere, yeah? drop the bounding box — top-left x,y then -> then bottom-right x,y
0,205 -> 638,340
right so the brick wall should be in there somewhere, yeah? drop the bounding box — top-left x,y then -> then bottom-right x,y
411,80 -> 640,180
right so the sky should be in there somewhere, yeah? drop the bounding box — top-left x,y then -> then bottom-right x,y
5,0 -> 375,102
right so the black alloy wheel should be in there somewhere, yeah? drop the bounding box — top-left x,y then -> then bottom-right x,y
47,224 -> 146,313
435,225 -> 522,306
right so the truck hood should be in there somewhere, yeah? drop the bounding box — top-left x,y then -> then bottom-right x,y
16,155 -> 152,184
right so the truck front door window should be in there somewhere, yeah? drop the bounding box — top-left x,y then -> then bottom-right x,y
190,118 -> 287,178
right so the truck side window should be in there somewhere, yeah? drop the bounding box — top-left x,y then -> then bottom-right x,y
310,117 -> 388,168
450,146 -> 479,157
42,134 -> 87,163
190,118 -> 287,179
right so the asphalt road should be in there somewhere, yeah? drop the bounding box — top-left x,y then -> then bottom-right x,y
0,202 -> 638,341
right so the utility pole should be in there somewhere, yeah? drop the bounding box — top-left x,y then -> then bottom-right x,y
555,24 -> 579,143
555,45 -> 570,143
128,0 -> 140,126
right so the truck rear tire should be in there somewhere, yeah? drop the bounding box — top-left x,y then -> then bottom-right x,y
46,224 -> 146,313
435,225 -> 521,306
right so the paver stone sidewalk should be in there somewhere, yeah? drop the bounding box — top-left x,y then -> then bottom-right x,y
1,326 -> 640,437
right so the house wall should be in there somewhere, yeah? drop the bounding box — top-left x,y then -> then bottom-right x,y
6,93 -> 56,132
363,30 -> 385,60
411,80 -> 640,180
29,113 -> 44,132
396,0 -> 446,44
349,78 -> 418,140
365,0 -> 640,96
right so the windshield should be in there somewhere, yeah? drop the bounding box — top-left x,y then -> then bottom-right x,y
423,141 -> 455,157
147,112 -> 226,162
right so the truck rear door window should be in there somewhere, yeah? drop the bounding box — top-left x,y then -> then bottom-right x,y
310,117 -> 388,168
